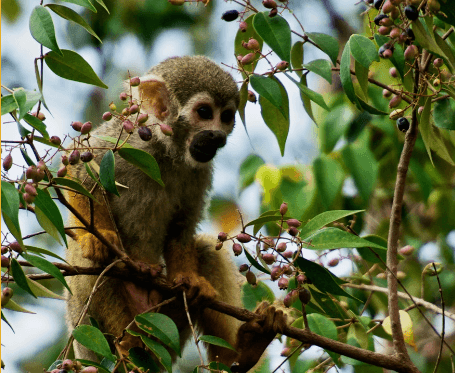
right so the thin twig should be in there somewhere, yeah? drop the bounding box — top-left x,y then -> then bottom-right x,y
183,292 -> 205,367
432,262 -> 445,373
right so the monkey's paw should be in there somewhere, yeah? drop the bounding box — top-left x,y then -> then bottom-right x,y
172,272 -> 218,304
78,229 -> 119,263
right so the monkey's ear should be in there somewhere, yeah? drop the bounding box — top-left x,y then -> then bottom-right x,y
136,78 -> 171,122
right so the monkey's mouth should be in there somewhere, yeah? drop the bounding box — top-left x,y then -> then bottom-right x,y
189,130 -> 226,163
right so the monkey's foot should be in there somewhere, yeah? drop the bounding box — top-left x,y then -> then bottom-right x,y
172,272 -> 218,304
79,229 -> 119,263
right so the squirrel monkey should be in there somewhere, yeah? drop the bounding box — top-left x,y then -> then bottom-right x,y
66,56 -> 288,371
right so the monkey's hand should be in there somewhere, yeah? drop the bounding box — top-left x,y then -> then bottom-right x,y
78,229 -> 119,263
172,271 -> 218,304
232,301 -> 289,373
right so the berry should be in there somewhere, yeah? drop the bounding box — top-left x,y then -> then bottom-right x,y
123,120 -> 134,134
433,58 -> 443,68
102,112 -> 113,121
382,0 -> 396,14
282,250 -> 293,258
404,5 -> 419,21
69,150 -> 81,165
428,0 -> 440,13
57,166 -> 68,177
247,90 -> 257,103
404,45 -> 418,60
1,255 -> 10,268
1,287 -> 13,307
276,242 -> 287,252
61,155 -> 69,166
328,258 -> 339,267
433,78 -> 441,87
262,253 -> 276,264
232,243 -> 243,256
24,183 -> 38,196
129,104 -> 139,114
374,0 -> 384,10
247,39 -> 260,50
215,242 -> 223,250
137,113 -> 149,124
159,123 -> 173,136
3,154 -> 13,171
378,26 -> 391,35
246,271 -> 257,285
396,117 -> 410,132
374,14 -> 389,26
239,264 -> 249,272
239,21 -> 248,32
241,53 -> 255,65
383,88 -> 392,98
276,61 -> 289,70
119,92 -> 128,101
286,219 -> 301,227
109,102 -> 117,111
418,106 -> 424,114
296,274 -> 307,284
80,151 -> 94,163
390,27 -> 401,38
388,95 -> 402,108
399,245 -> 415,256
262,0 -> 277,8
278,277 -> 289,290
50,136 -> 62,146
26,165 -> 37,180
269,8 -> 278,17
221,10 -> 239,22
298,288 -> 311,304
80,121 -> 92,135
218,232 -> 227,241
389,67 -> 398,78
283,290 -> 298,307
130,77 -> 140,86
9,242 -> 22,253
23,192 -> 35,204
71,121 -> 83,131
288,227 -> 299,236
270,266 -> 282,281
237,233 -> 251,243
34,168 -> 45,182
138,126 -> 152,141
389,109 -> 404,120
379,44 -> 394,59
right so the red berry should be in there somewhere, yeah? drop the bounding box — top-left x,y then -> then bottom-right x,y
237,233 -> 251,243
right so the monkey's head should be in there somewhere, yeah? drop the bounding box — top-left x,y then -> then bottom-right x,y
130,56 -> 240,167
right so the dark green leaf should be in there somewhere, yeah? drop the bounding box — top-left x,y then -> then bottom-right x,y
299,210 -> 364,238
46,4 -> 102,42
309,288 -> 344,318
253,12 -> 291,62
244,248 -> 271,274
73,325 -> 116,362
12,89 -> 27,120
29,6 -> 62,55
234,14 -> 263,76
434,98 -> 455,130
135,313 -> 181,356
99,150 -> 120,196
11,258 -> 36,298
23,113 -> 49,139
291,41 -> 304,77
127,331 -> 172,373
313,155 -> 345,209
340,41 -> 359,107
319,103 -> 353,153
199,335 -> 236,351
355,59 -> 369,98
434,31 -> 455,73
285,73 -> 330,111
60,0 -> 97,12
94,0 -> 109,13
357,97 -> 388,115
409,159 -> 432,203
53,177 -> 97,201
307,313 -> 339,362
245,215 -> 282,230
303,59 -> 332,84
239,154 -> 265,191
299,75 -> 316,125
241,281 -> 275,311
25,245 -> 70,264
45,49 -> 108,89
1,181 -> 23,246
250,75 -> 284,114
356,235 -> 388,264
1,95 -> 18,115
306,32 -> 339,66
350,34 -> 379,68
21,253 -> 70,292
436,0 -> 455,27
238,81 -> 248,128
374,34 -> 405,80
118,147 -> 164,187
128,347 -> 160,373
34,188 -> 68,246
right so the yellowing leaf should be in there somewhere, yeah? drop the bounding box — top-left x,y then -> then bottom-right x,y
255,164 -> 282,204
382,310 -> 416,350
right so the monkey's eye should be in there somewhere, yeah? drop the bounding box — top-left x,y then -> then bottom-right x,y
221,110 -> 234,124
197,106 -> 213,120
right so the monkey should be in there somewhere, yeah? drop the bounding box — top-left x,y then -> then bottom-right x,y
65,56 -> 289,371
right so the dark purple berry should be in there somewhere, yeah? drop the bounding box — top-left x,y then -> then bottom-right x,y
218,232 -> 227,241
71,121 -> 83,132
69,150 -> 80,165
298,288 -> 312,304
232,243 -> 243,256
396,117 -> 410,132
138,126 -> 153,141
374,14 -> 389,25
221,10 -> 239,22
50,136 -> 62,146
404,5 -> 419,21
374,0 -> 384,10
80,151 -> 94,163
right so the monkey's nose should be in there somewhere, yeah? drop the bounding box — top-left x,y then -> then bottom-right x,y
189,130 -> 227,162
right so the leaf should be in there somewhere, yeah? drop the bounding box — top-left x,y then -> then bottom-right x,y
21,252 -> 70,292
299,210 -> 364,238
12,89 -> 27,121
1,181 -> 23,246
340,41 -> 359,107
199,335 -> 236,351
382,310 -> 416,349
73,325 -> 116,362
356,235 -> 388,264
245,214 -> 282,231
306,32 -> 339,66
433,98 -> 455,130
308,287 -> 344,318
53,177 -> 97,201
291,41 -> 304,77
374,34 -> 406,80
307,313 -> 339,362
434,31 -> 455,73
252,209 -> 281,235
29,6 -> 62,55
238,81 -> 248,128
239,154 -> 265,191
127,331 -> 172,373
256,77 -> 289,156
436,0 -> 455,27
319,103 -> 353,153
234,14 -> 263,76
250,74 -> 284,115
23,113 -> 49,139
303,59 -> 332,84
355,60 -> 369,98
357,97 -> 388,115
342,130 -> 379,202
118,147 -> 164,187
313,155 -> 345,209
303,227 -> 388,251
253,12 -> 291,62
46,4 -> 102,43
409,159 -> 432,203
45,49 -> 108,89
412,19 -> 445,58
241,281 -> 275,311
25,245 -> 70,265
99,150 -> 120,196
24,277 -> 66,299
285,73 -> 330,111
135,313 -> 181,356
60,0 -> 97,13
1,95 -> 18,115
11,258 -> 37,298
128,347 -> 160,372
350,34 -> 379,68
2,298 -> 36,314
299,75 -> 316,125
295,257 -> 360,301
34,189 -> 68,246
244,248 -> 271,274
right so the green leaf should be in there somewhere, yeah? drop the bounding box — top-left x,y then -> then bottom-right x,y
21,252 -> 70,292
94,0 -> 109,13
34,189 -> 68,246
45,49 -> 108,89
46,4 -> 102,43
244,248 -> 271,274
357,97 -> 388,115
436,0 -> 455,27
127,331 -> 172,373
257,77 -> 289,156
118,147 -> 164,187
299,210 -> 364,239
73,325 -> 116,362
355,60 -> 369,98
252,209 -> 280,235
99,150 -> 120,196
299,75 -> 317,125
313,155 -> 345,209
35,205 -> 62,245
434,31 -> 455,73
319,103 -> 353,153
434,98 -> 455,130
24,277 -> 66,299
135,313 -> 181,356
11,258 -> 37,298
286,72 -> 330,111
2,298 -> 36,314
245,215 -> 282,230
340,41 -> 359,107
356,235 -> 388,264
60,0 -> 97,13
308,287 -> 344,318
296,257 -> 360,301
253,12 -> 291,62
349,34 -> 379,68
1,95 -> 18,115
238,81 -> 248,128
23,113 -> 49,139
12,89 -> 27,121
409,159 -> 432,203
412,19 -> 445,58
53,177 -> 97,201
303,59 -> 332,84
291,41 -> 304,77
25,245 -> 70,264
128,347 -> 160,372
306,32 -> 339,66
307,313 -> 340,362
234,14 -> 263,76
1,181 -> 23,246
239,154 -> 265,191
241,281 -> 275,311
374,34 -> 405,80
199,335 -> 236,352
29,6 -> 62,55
342,131 -> 379,203
250,75 -> 284,114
